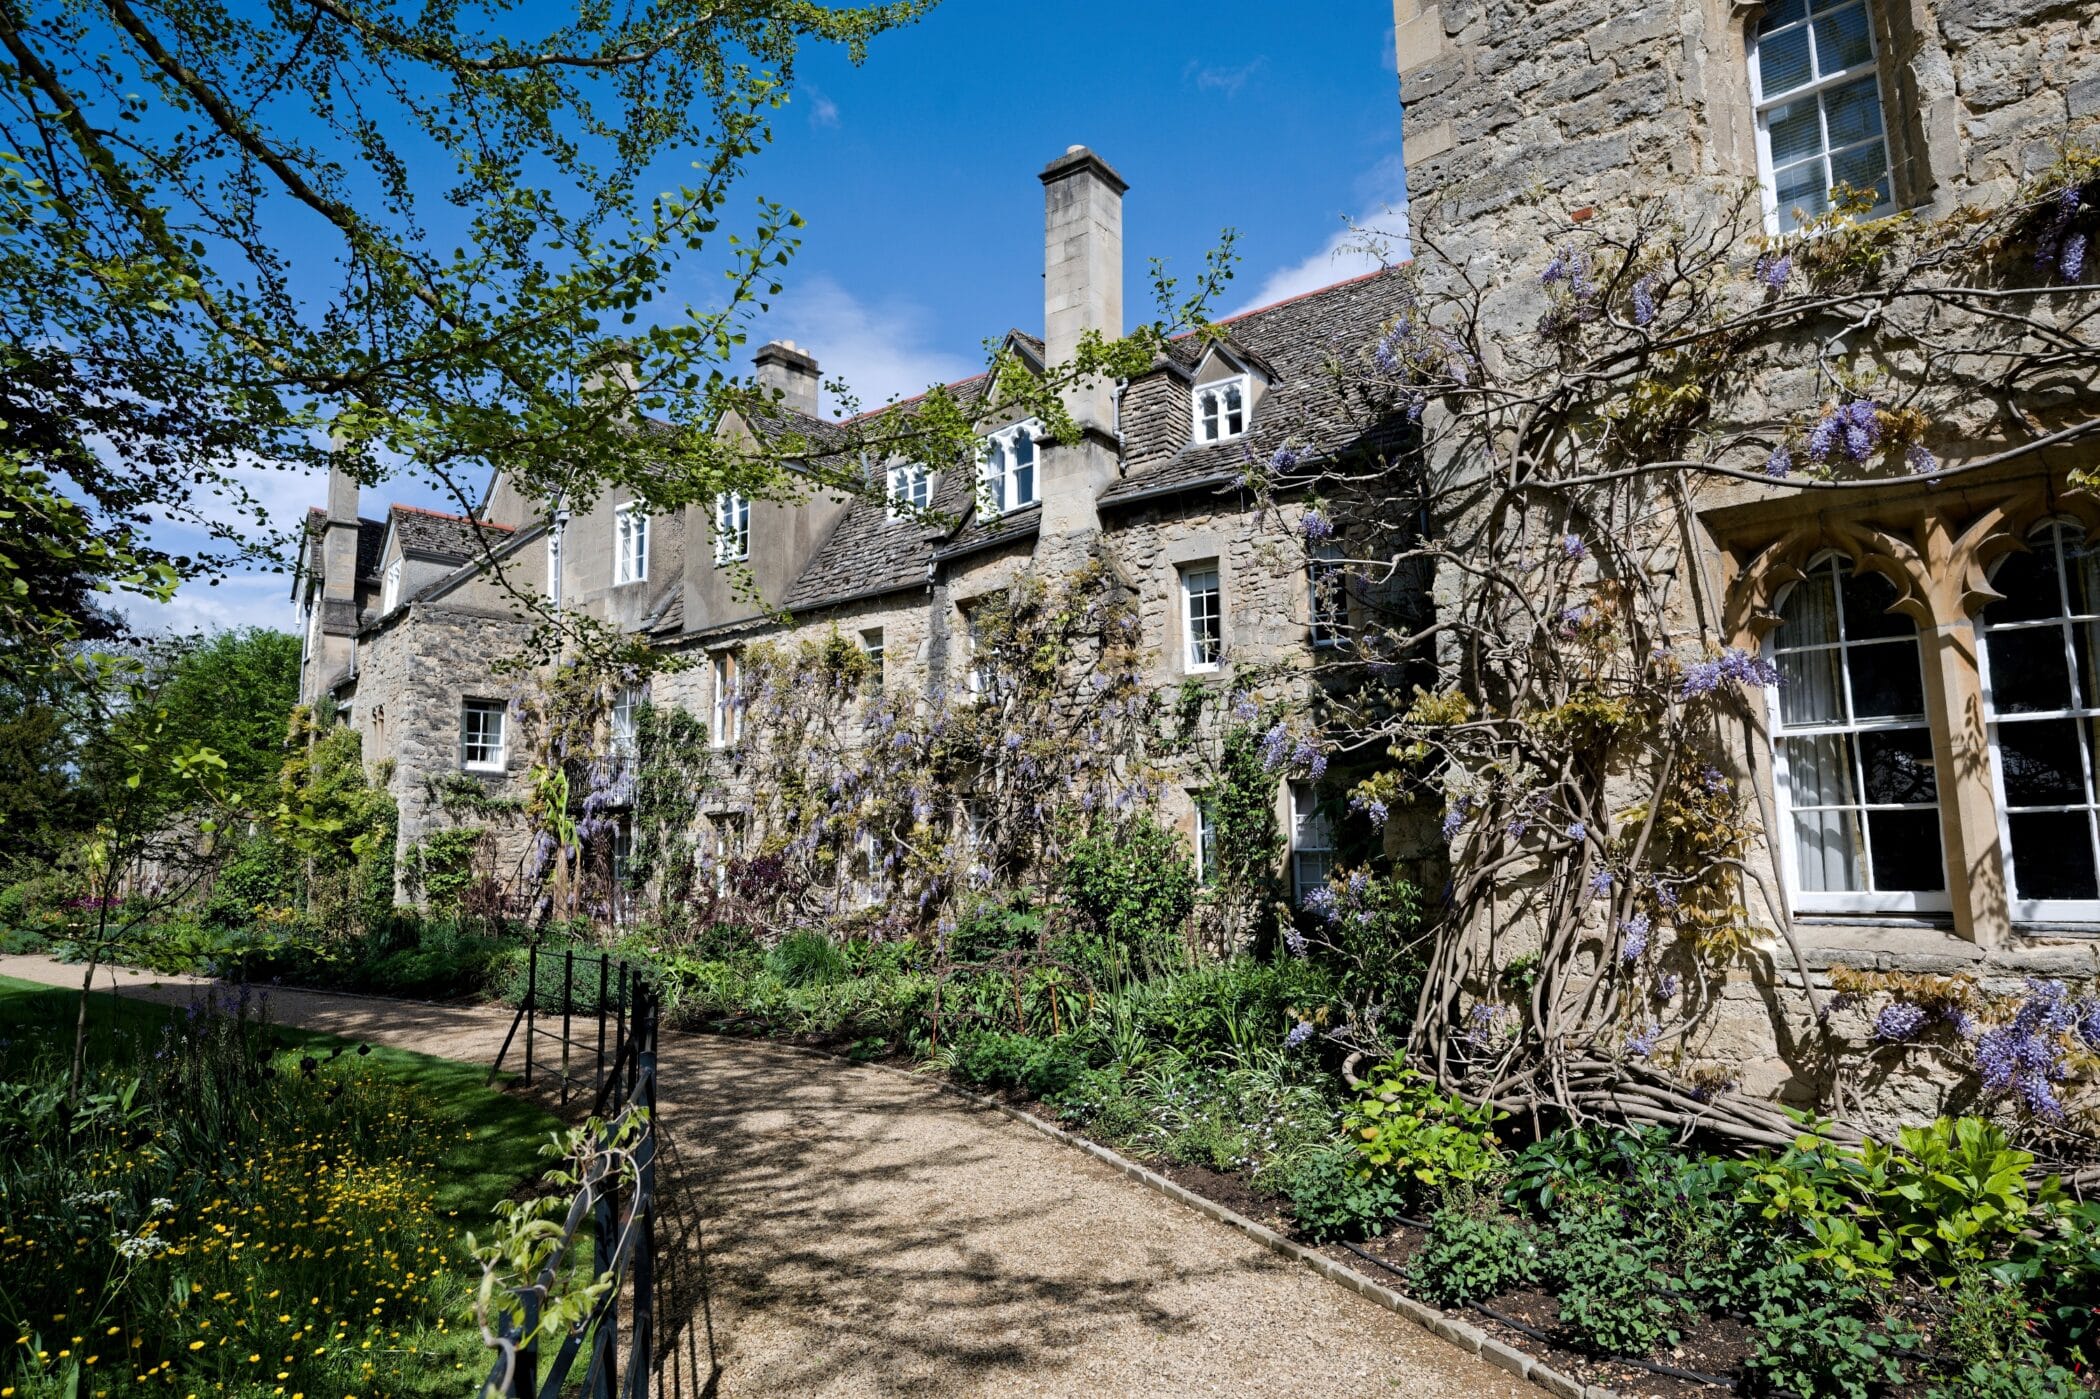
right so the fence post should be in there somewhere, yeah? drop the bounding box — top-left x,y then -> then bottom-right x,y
515,1288 -> 540,1399
591,1111 -> 619,1399
561,946 -> 575,1109
596,954 -> 609,1102
523,943 -> 538,1088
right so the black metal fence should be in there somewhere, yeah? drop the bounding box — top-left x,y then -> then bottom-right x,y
491,944 -> 649,1113
483,950 -> 663,1398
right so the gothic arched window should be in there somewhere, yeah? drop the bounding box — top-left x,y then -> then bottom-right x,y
1980,522 -> 2100,918
1766,553 -> 1947,911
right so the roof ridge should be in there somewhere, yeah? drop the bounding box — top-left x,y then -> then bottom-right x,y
1210,263 -> 1408,330
390,502 -> 515,531
835,369 -> 992,427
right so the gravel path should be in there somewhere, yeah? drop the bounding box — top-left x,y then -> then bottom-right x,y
1,955 -> 1543,1398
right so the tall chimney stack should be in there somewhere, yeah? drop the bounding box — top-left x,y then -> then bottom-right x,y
1040,146 -> 1126,431
755,340 -> 822,418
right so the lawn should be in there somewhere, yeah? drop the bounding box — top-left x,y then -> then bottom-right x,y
0,973 -> 567,1397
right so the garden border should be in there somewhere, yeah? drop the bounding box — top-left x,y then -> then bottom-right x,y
704,1032 -> 1617,1399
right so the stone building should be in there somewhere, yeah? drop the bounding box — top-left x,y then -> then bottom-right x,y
293,146 -> 1414,911
1390,0 -> 2100,1118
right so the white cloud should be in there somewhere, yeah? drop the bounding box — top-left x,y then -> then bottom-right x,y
805,88 -> 841,130
751,274 -> 983,418
1233,158 -> 1412,313
115,569 -> 297,637
1184,57 -> 1267,98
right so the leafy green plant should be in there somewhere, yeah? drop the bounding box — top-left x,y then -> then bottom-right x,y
1407,1190 -> 1539,1305
1344,1055 -> 1503,1196
1060,815 -> 1197,976
767,930 -> 847,988
1743,1260 -> 1909,1399
947,893 -> 1046,964
1283,1145 -> 1407,1243
1544,1197 -> 1685,1356
946,1029 -> 1087,1098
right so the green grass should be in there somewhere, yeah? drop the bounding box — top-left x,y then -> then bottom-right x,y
0,973 -> 558,1216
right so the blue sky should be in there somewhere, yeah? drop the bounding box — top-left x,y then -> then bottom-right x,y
131,0 -> 1410,633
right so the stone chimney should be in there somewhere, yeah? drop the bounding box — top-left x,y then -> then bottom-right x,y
1040,145 -> 1126,431
755,340 -> 821,418
1034,147 -> 1127,557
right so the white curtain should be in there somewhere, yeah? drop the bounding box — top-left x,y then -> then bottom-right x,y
1783,734 -> 1863,891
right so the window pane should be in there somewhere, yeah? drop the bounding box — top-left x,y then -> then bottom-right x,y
1847,639 -> 1925,719
1774,568 -> 1838,649
1987,544 -> 2063,623
1775,159 -> 1830,228
1859,728 -> 1937,805
1811,4 -> 1874,74
2008,811 -> 2100,900
1986,625 -> 2072,713
1766,100 -> 1823,166
1998,718 -> 2087,806
2077,623 -> 2100,709
1828,140 -> 1892,207
1866,810 -> 1944,891
1758,25 -> 1813,93
2063,530 -> 2100,617
1777,648 -> 1845,725
1793,809 -> 1862,891
1760,0 -> 1807,31
1781,732 -> 1859,807
1840,566 -> 1910,641
1014,461 -> 1035,506
1823,75 -> 1886,147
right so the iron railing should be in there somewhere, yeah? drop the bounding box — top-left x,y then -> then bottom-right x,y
482,961 -> 661,1399
490,944 -> 647,1112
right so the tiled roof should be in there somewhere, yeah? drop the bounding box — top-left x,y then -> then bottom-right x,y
388,503 -> 514,560
1101,265 -> 1413,504
300,507 -> 388,587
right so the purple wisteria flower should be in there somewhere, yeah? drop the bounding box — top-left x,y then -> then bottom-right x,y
1764,444 -> 1793,479
1905,444 -> 1939,475
1682,648 -> 1783,698
1560,533 -> 1587,562
1653,880 -> 1680,912
1975,978 -> 2079,1117
1303,885 -> 1341,925
1626,1024 -> 1661,1058
1291,735 -> 1329,780
1230,690 -> 1260,723
1441,802 -> 1467,841
1351,791 -> 1392,829
1285,1020 -> 1317,1049
1631,273 -> 1662,327
1260,721 -> 1291,771
1621,913 -> 1651,962
1653,974 -> 1680,1004
1565,820 -> 1587,843
1755,252 -> 1792,289
1541,246 -> 1575,285
1807,399 -> 1882,465
1588,868 -> 1614,896
2036,185 -> 2087,281
2065,233 -> 2088,282
1270,444 -> 1304,473
1873,1002 -> 1929,1043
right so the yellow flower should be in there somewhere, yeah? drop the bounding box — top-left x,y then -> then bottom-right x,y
188,1341 -> 206,1351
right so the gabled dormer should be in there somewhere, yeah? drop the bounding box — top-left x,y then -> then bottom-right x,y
1188,340 -> 1275,446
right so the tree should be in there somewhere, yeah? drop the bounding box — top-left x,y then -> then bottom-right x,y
0,0 -> 961,669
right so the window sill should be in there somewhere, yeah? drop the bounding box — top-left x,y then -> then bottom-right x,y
462,763 -> 508,775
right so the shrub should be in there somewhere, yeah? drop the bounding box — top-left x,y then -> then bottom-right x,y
689,920 -> 763,967
1344,1055 -> 1503,1197
1283,1145 -> 1407,1242
766,930 -> 846,987
1743,1261 -> 1908,1399
1546,1196 -> 1685,1356
1060,815 -> 1196,975
1408,1191 -> 1540,1306
947,893 -> 1045,964
1122,957 -> 1339,1059
948,1029 -> 1086,1098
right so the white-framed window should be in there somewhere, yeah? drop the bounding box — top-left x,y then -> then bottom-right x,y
1291,783 -> 1334,905
381,558 -> 403,614
714,491 -> 750,565
612,817 -> 635,889
979,420 -> 1040,514
1310,544 -> 1347,649
615,504 -> 649,585
887,463 -> 932,518
709,813 -> 743,896
611,684 -> 644,759
960,604 -> 988,699
1980,521 -> 2100,921
1181,563 -> 1223,673
546,519 -> 564,609
1748,0 -> 1896,234
710,651 -> 741,748
460,698 -> 508,773
1193,377 -> 1249,443
860,627 -> 885,694
1765,553 -> 1947,912
1193,793 -> 1218,887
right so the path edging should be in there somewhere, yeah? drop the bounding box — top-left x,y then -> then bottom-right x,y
706,1032 -> 1614,1399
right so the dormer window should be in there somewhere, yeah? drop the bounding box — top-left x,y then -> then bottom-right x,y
714,491 -> 749,565
887,463 -> 932,519
381,558 -> 403,613
979,421 -> 1040,515
1194,377 -> 1248,443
